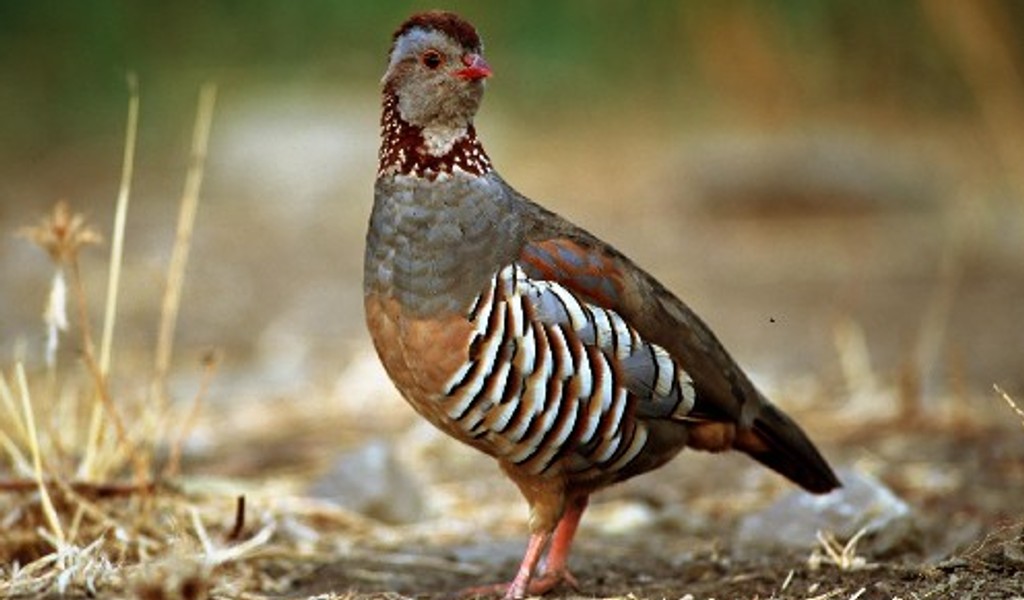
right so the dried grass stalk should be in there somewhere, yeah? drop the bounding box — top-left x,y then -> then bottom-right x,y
15,362 -> 66,546
994,384 -> 1024,430
99,72 -> 140,376
152,83 -> 218,408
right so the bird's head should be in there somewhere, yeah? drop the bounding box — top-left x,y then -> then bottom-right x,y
383,11 -> 492,132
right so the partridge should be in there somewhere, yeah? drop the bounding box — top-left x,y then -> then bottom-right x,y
364,11 -> 840,599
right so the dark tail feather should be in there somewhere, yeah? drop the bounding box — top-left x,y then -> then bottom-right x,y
737,401 -> 841,494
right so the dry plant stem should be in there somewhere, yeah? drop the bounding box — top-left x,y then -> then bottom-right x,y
81,350 -> 156,491
99,72 -> 140,375
994,384 -> 1024,429
77,263 -> 107,480
806,587 -> 848,600
84,77 -> 140,482
152,83 -> 218,409
778,568 -> 794,593
69,260 -> 96,359
0,370 -> 30,447
164,353 -> 220,479
228,495 -> 247,541
0,428 -> 32,475
0,477 -> 157,497
69,249 -> 139,483
67,502 -> 86,546
50,475 -> 151,545
190,505 -> 276,567
15,362 -> 66,546
0,372 -> 34,476
42,386 -> 75,472
80,350 -> 130,448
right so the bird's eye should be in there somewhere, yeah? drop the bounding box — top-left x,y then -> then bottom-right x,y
421,50 -> 444,70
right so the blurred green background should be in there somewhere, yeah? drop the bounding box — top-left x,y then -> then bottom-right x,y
2,1 -> 1023,404
3,1 -> 1020,152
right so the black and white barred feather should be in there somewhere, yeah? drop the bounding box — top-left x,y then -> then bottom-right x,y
441,264 -> 697,477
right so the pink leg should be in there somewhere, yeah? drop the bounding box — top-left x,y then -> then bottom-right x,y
460,531 -> 550,599
459,496 -> 589,599
533,495 -> 588,591
505,532 -> 551,599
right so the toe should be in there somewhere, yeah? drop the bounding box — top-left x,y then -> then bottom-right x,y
528,568 -> 579,594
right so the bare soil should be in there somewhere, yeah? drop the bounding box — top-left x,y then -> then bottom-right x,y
235,421 -> 1024,600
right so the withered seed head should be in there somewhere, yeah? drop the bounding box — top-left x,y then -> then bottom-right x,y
19,200 -> 103,264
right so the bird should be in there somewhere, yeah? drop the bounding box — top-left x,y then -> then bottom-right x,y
364,11 -> 840,599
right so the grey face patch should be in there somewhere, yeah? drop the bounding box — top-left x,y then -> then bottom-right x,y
384,28 -> 449,80
383,26 -> 486,132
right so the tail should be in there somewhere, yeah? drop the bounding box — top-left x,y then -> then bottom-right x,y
736,401 -> 841,494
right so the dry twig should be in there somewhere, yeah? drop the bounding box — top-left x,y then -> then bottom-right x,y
993,384 -> 1024,430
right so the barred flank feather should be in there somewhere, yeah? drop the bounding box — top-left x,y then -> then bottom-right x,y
442,264 -> 697,477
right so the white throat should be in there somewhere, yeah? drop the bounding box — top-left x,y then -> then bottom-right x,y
421,123 -> 469,157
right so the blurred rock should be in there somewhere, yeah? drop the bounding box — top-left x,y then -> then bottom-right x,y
734,469 -> 913,557
588,500 -> 658,536
308,438 -> 426,524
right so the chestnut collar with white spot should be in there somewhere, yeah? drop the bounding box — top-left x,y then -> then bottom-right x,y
377,93 -> 493,179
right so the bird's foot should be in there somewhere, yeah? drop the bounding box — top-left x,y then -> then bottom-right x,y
531,566 -> 580,594
459,568 -> 579,599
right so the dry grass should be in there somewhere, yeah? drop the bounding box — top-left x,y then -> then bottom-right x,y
807,527 -> 872,573
994,384 -> 1024,430
0,79 -> 424,600
0,81 -> 381,600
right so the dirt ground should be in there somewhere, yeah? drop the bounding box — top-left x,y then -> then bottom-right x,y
297,540 -> 1024,599
4,417 -> 1023,599
189,396 -> 1023,600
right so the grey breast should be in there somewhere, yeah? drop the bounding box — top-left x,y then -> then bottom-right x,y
366,171 -> 525,318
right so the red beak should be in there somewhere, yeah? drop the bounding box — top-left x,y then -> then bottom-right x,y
455,53 -> 492,81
